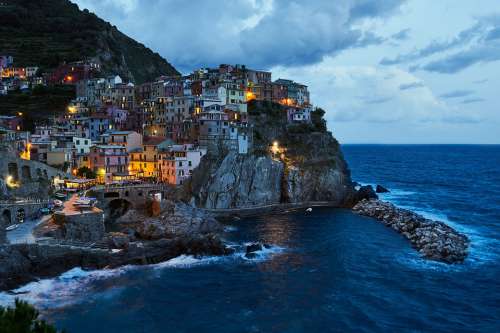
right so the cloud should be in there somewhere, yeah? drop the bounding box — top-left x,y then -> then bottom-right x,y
272,62 -> 481,124
380,15 -> 500,72
421,41 -> 500,73
472,78 -> 488,84
439,90 -> 475,99
461,98 -> 485,104
73,0 -> 406,72
359,96 -> 393,104
399,81 -> 424,90
391,28 -> 411,41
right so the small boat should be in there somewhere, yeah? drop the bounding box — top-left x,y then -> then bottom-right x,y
53,199 -> 63,207
39,207 -> 51,215
73,196 -> 97,208
306,208 -> 313,213
5,224 -> 19,231
55,192 -> 66,199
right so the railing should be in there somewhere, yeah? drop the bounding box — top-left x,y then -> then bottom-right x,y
0,199 -> 51,206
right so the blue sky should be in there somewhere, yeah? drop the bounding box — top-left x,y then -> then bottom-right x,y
73,0 -> 500,144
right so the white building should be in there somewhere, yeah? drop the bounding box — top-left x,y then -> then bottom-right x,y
158,144 -> 207,185
73,137 -> 92,154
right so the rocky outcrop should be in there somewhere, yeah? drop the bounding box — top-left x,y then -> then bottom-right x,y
52,210 -> 105,242
0,235 -> 233,291
188,104 -> 356,209
353,199 -> 469,263
190,152 -> 284,209
134,201 -> 222,239
376,185 -> 390,193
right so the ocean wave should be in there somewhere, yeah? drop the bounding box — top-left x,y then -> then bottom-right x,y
0,242 -> 286,309
0,266 -> 131,309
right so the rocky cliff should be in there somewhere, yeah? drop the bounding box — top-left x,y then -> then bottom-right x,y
188,101 -> 356,209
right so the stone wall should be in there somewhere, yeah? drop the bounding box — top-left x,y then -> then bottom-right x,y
0,144 -> 70,199
53,210 -> 105,242
0,215 -> 5,244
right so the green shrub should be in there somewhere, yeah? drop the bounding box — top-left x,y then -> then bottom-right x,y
0,299 -> 64,333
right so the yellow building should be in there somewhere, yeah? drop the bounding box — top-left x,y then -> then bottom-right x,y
129,137 -> 167,179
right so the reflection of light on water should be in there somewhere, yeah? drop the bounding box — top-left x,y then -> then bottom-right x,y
255,215 -> 295,245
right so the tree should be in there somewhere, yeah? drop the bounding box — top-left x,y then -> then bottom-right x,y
77,166 -> 96,179
0,299 -> 64,333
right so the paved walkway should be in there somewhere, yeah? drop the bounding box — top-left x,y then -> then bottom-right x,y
6,215 -> 51,244
61,194 -> 102,216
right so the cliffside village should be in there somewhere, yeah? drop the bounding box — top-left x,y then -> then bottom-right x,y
1,56 -> 312,188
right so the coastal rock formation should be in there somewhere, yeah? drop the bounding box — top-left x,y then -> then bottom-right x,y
117,200 -> 223,239
0,235 -> 233,291
136,203 -> 223,239
353,199 -> 469,263
188,102 -> 356,209
376,185 -> 390,193
52,210 -> 105,242
190,152 -> 284,209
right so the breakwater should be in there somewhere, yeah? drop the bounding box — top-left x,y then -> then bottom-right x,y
353,199 -> 469,263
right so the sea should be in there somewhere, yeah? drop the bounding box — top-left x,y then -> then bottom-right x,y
1,145 -> 499,332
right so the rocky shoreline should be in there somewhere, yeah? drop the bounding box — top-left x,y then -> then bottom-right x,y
352,199 -> 469,263
0,234 -> 232,291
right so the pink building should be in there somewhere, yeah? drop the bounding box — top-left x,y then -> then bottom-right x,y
89,145 -> 129,184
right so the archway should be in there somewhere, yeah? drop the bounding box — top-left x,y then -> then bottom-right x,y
8,162 -> 19,181
104,192 -> 120,198
2,210 -> 11,227
107,199 -> 132,221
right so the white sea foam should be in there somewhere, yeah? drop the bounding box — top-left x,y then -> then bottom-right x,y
239,243 -> 286,262
223,225 -> 238,232
0,266 -> 130,308
0,241 -> 286,309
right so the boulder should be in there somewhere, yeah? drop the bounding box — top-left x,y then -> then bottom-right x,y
135,201 -> 223,240
376,185 -> 390,193
354,185 -> 378,202
246,243 -> 263,254
107,232 -> 130,249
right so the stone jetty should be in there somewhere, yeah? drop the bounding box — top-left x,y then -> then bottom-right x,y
353,199 -> 469,263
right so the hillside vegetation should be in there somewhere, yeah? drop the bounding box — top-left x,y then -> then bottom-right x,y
0,0 -> 179,83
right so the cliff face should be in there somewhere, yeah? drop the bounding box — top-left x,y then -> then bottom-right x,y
0,0 -> 179,83
188,101 -> 356,209
191,152 -> 284,209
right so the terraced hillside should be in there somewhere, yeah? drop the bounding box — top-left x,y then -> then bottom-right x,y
0,0 -> 179,83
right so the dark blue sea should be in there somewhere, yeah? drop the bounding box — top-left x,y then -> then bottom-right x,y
1,145 -> 499,332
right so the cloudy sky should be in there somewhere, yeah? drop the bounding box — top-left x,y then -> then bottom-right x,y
73,0 -> 500,144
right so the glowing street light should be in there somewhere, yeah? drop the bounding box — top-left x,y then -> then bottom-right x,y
6,175 -> 19,188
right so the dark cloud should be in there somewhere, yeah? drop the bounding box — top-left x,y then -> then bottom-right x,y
461,98 -> 485,104
380,15 -> 500,73
421,42 -> 500,73
473,78 -> 488,84
391,28 -> 411,41
74,0 -> 406,72
360,96 -> 393,104
380,22 -> 484,65
439,90 -> 475,99
486,27 -> 500,40
399,81 -> 424,90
